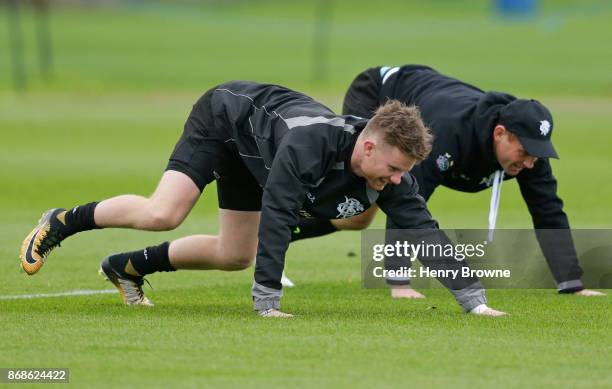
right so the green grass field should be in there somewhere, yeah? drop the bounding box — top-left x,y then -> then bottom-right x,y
1,1 -> 611,387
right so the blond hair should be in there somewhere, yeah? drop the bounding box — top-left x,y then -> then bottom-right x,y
364,100 -> 432,161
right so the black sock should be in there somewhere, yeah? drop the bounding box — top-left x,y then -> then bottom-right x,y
125,241 -> 175,276
291,217 -> 337,242
63,201 -> 100,236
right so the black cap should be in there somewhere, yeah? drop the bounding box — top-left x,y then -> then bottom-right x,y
498,99 -> 558,159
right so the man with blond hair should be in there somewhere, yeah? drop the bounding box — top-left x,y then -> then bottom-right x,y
289,64 -> 604,298
21,81 -> 505,316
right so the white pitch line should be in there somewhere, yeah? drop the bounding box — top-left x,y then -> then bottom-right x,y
0,289 -> 117,300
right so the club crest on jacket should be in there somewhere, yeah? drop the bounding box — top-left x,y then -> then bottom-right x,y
336,196 -> 364,218
436,153 -> 454,172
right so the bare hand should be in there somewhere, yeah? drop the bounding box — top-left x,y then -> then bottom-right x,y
259,308 -> 294,318
470,304 -> 507,316
473,307 -> 507,316
574,289 -> 606,296
391,286 -> 426,299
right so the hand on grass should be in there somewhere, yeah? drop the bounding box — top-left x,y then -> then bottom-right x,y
390,286 -> 426,299
259,309 -> 294,318
574,289 -> 606,296
470,304 -> 507,316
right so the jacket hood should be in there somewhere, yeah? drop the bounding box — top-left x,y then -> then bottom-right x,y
473,91 -> 517,165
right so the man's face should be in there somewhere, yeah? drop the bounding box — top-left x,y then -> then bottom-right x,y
359,139 -> 416,191
493,125 -> 538,176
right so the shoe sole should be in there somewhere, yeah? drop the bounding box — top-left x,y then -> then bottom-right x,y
19,209 -> 57,275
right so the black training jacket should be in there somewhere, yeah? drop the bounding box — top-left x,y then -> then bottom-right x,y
342,65 -> 583,290
209,81 -> 438,292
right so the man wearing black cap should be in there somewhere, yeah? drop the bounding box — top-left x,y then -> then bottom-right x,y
289,64 -> 604,298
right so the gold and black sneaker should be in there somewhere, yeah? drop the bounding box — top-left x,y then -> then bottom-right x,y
99,255 -> 153,306
20,208 -> 69,275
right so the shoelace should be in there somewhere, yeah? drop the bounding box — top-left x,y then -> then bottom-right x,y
143,278 -> 153,290
124,277 -> 153,304
488,170 -> 504,241
36,224 -> 65,258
